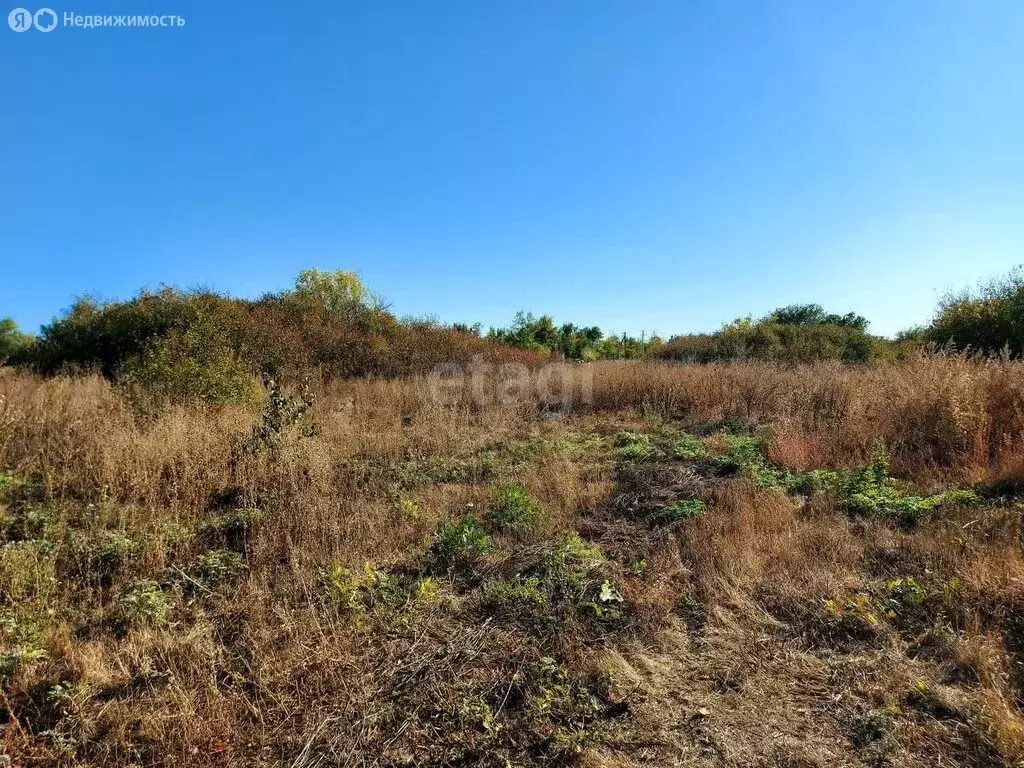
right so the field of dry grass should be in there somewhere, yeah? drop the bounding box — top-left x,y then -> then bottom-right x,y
3,355 -> 1024,766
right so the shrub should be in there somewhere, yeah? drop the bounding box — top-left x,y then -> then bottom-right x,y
118,580 -> 173,625
193,550 -> 247,587
0,318 -> 32,364
926,266 -> 1024,355
655,306 -> 885,364
119,314 -> 258,406
25,288 -> 217,378
428,516 -> 493,571
321,560 -> 405,624
484,483 -> 541,532
20,278 -> 546,387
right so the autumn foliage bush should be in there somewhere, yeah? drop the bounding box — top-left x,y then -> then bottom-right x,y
18,277 -> 545,399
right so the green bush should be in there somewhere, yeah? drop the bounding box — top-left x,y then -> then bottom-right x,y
428,516 -> 493,571
655,305 -> 885,364
0,317 -> 32,364
20,278 -> 547,391
119,313 -> 258,406
193,550 -> 247,587
925,266 -> 1024,355
25,288 -> 212,378
485,483 -> 541,532
118,580 -> 174,625
836,440 -> 978,522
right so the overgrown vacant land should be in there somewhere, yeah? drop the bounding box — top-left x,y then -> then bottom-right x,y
2,355 -> 1024,766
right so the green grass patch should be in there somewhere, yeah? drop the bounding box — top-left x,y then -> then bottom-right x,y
672,432 -> 707,459
615,431 -> 652,460
656,498 -> 706,522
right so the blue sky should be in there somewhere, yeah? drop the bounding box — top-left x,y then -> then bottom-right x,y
2,1 -> 1022,338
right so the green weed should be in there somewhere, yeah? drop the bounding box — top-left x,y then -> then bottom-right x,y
428,516 -> 493,571
322,560 -> 406,627
616,431 -> 652,460
201,507 -> 262,551
118,580 -> 174,625
711,435 -> 795,490
672,432 -> 707,459
0,607 -> 48,681
1,539 -> 58,602
93,529 -> 141,572
580,579 -> 624,619
483,575 -> 548,609
485,482 -> 541,533
395,494 -> 421,520
838,440 -> 979,522
656,498 -> 705,522
193,549 -> 246,587
0,503 -> 56,543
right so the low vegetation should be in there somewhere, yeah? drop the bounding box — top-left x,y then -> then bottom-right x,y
2,266 -> 1024,765
1,352 -> 1024,765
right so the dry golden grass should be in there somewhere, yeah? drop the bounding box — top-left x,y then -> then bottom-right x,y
2,355 -> 1024,766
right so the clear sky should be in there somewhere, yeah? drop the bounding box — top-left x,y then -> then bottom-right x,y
2,1 -> 1022,338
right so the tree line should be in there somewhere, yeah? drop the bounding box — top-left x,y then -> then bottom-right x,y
3,267 -> 1024,398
